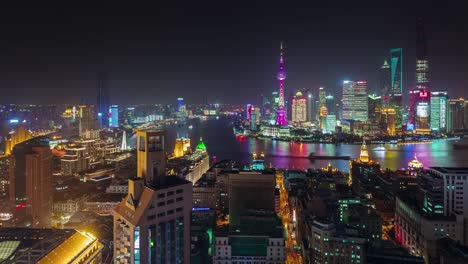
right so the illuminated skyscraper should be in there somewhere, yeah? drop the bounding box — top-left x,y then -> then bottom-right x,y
77,105 -> 99,138
447,98 -> 466,133
275,42 -> 288,126
319,87 -> 326,108
322,115 -> 336,134
416,18 -> 429,90
325,95 -> 336,115
368,94 -> 382,123
291,91 -> 307,123
109,105 -> 119,128
9,137 -> 52,227
390,48 -> 403,94
381,108 -> 396,136
342,81 -> 368,122
414,89 -> 431,134
97,72 -> 110,127
306,90 -> 315,122
380,59 -> 391,96
342,81 -> 353,120
430,91 -> 448,132
114,129 -> 192,263
389,93 -> 403,129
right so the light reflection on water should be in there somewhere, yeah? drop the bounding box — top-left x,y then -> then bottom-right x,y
166,117 -> 467,172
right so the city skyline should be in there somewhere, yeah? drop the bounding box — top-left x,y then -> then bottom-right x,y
1,4 -> 468,104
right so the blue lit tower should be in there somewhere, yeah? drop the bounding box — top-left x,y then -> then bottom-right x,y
275,42 -> 288,126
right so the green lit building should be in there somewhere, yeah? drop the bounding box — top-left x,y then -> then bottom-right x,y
430,91 -> 448,133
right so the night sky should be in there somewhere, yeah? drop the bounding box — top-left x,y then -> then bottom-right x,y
0,3 -> 467,105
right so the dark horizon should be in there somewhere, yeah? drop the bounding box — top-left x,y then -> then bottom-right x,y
1,3 -> 468,105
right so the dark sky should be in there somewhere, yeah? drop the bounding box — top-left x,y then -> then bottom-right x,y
0,2 -> 467,105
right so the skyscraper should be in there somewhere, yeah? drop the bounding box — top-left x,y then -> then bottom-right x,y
381,108 -> 397,136
342,81 -> 354,120
430,91 -> 448,133
390,48 -> 403,94
447,98 -> 466,133
97,72 -> 110,127
77,105 -> 99,138
319,87 -> 326,108
275,42 -> 288,126
368,94 -> 382,123
414,89 -> 431,133
416,18 -> 429,90
325,94 -> 336,115
306,90 -> 315,122
291,91 -> 307,123
109,105 -> 119,128
9,137 -> 52,227
114,129 -> 192,263
380,59 -> 391,96
342,81 -> 368,122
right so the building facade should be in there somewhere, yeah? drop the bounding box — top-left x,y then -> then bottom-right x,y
430,91 -> 448,133
113,129 -> 193,263
291,91 -> 307,124
9,137 -> 52,228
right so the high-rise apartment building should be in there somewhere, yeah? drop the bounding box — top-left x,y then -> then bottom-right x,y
430,91 -> 448,132
291,91 -> 307,123
342,81 -> 368,122
9,137 -> 52,227
77,105 -> 99,138
114,129 -> 192,263
390,48 -> 403,94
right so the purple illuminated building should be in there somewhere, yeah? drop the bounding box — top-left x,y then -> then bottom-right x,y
276,42 -> 288,126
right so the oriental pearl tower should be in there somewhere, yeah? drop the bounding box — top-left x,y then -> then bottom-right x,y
275,42 -> 289,126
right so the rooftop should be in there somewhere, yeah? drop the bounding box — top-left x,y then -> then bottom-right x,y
430,167 -> 468,174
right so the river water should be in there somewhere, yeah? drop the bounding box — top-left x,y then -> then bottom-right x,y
166,116 -> 468,172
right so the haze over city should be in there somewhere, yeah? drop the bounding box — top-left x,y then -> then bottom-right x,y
1,3 -> 468,104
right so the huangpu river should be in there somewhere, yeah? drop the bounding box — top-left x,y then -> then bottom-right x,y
166,116 -> 468,172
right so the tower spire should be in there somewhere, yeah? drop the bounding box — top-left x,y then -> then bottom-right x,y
121,130 -> 127,151
275,42 -> 288,126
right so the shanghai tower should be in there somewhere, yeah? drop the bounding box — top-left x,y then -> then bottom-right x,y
415,18 -> 429,90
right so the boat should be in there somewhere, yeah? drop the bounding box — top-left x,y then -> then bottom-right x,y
308,152 -> 350,161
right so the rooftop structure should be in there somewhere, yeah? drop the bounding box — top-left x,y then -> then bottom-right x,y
0,228 -> 102,263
